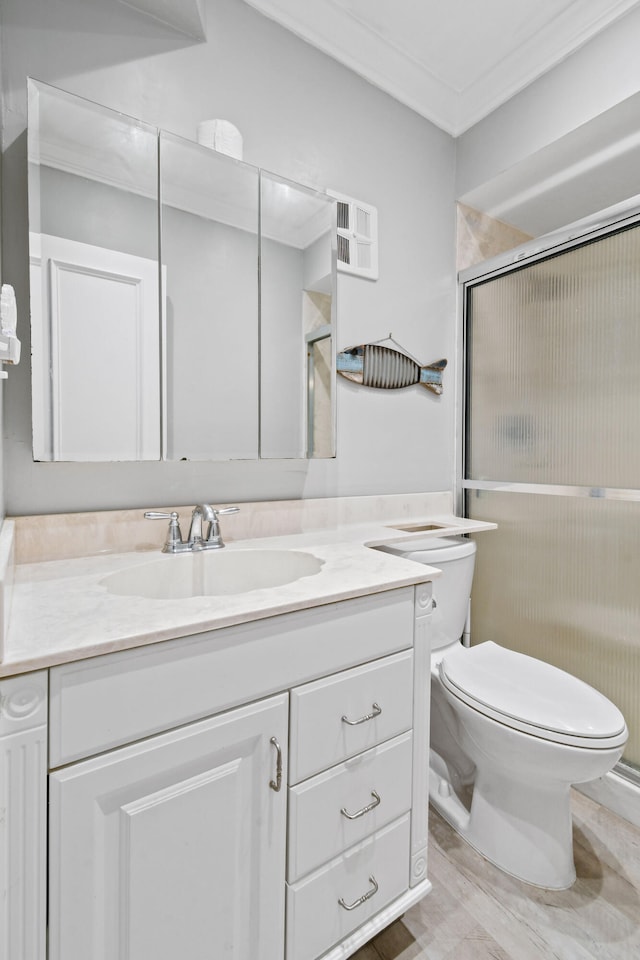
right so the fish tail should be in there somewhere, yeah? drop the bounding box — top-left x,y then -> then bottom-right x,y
419,358 -> 447,395
425,358 -> 447,372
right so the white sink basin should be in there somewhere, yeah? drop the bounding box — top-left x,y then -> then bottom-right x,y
101,549 -> 324,600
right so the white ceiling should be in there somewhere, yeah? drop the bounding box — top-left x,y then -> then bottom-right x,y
240,0 -> 640,135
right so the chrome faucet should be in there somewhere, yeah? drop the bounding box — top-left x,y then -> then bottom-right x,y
145,504 -> 240,553
201,505 -> 241,549
187,503 -> 213,549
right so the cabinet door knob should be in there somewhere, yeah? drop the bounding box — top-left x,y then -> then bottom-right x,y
341,702 -> 382,726
269,736 -> 282,792
340,790 -> 381,820
338,875 -> 379,911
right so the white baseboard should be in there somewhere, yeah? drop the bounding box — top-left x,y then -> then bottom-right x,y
576,769 -> 640,829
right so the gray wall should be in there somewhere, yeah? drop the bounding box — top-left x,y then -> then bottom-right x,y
0,0 -> 456,515
40,167 -> 158,261
163,207 -> 259,461
0,25 -> 4,521
259,235 -> 305,459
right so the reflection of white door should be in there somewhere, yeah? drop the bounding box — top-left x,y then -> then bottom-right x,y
30,233 -> 161,461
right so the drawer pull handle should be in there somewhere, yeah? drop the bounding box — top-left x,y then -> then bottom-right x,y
341,790 -> 381,820
341,702 -> 382,726
269,737 -> 282,792
338,875 -> 379,911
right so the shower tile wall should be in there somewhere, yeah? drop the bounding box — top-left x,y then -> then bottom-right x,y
456,202 -> 532,272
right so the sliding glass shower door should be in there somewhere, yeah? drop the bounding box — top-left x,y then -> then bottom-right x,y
462,218 -> 640,776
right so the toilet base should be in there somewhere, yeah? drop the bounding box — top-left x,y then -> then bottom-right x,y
430,759 -> 576,889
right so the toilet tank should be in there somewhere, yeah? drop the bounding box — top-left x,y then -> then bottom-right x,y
377,536 -> 476,651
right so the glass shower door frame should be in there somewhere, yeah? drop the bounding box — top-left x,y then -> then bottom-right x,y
456,197 -> 640,788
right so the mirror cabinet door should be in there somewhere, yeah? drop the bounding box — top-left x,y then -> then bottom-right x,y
259,172 -> 336,459
28,82 -> 337,463
160,132 -> 259,460
28,79 -> 161,461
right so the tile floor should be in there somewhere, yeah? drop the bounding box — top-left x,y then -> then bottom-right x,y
354,792 -> 640,959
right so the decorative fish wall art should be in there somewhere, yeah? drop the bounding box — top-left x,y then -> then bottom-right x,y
337,339 -> 447,395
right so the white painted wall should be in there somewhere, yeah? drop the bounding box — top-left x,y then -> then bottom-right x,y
0,0 -> 456,515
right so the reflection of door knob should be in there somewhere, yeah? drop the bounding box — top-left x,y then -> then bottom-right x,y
432,598 -> 437,609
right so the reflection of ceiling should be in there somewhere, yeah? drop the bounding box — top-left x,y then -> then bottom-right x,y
29,80 -> 158,199
240,0 -> 640,135
30,80 -> 331,250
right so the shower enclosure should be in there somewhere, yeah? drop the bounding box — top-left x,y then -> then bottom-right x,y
460,208 -> 640,782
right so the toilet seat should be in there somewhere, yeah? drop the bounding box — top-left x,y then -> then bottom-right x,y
439,641 -> 628,749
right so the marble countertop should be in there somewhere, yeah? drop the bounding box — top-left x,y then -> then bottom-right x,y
1,513 -> 495,678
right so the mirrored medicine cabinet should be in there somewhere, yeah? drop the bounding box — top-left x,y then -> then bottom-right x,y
27,79 -> 337,462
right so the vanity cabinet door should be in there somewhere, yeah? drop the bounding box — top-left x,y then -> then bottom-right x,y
48,694 -> 288,960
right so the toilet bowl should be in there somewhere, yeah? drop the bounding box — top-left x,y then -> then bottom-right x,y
377,536 -> 628,889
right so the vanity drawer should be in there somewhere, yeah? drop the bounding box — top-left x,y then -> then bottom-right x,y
285,814 -> 410,960
48,589 -> 415,767
287,731 -> 412,882
288,650 -> 413,784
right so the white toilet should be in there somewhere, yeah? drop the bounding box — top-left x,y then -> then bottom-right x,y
379,536 -> 628,889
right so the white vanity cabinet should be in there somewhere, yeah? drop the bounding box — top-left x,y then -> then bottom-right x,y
48,694 -> 289,960
286,653 -> 416,960
0,582 -> 432,960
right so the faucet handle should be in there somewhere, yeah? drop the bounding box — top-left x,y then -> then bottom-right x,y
204,506 -> 240,549
144,511 -> 185,553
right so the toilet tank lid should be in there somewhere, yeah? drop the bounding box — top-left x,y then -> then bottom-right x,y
379,536 -> 476,563
440,641 -> 627,741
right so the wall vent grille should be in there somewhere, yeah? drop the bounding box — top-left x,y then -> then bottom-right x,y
329,190 -> 378,280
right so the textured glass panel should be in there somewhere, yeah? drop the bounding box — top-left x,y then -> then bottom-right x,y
467,225 -> 640,488
467,490 -> 640,770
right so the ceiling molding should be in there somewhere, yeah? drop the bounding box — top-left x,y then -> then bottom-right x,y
242,0 -> 640,135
